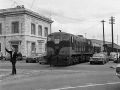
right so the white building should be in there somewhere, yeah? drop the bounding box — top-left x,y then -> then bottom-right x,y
0,6 -> 53,56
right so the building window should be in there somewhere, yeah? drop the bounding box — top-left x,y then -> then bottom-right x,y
12,21 -> 19,33
0,23 -> 2,35
44,27 -> 48,37
38,25 -> 42,36
31,42 -> 36,53
38,42 -> 43,53
31,23 -> 36,35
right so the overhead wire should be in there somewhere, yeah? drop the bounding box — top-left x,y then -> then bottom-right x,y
30,0 -> 36,9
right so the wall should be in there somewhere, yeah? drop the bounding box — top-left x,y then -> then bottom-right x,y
0,15 -> 25,56
0,10 -> 52,56
24,14 -> 51,56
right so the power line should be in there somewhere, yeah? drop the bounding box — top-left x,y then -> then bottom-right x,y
30,0 -> 36,9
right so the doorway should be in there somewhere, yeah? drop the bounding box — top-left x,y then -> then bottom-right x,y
12,45 -> 18,51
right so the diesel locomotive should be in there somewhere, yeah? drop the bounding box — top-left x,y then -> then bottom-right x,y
46,32 -> 100,66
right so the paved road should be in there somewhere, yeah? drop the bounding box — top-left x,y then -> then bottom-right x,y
0,61 -> 120,90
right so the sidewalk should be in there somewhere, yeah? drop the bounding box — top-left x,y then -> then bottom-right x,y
0,68 -> 61,82
0,69 -> 43,82
0,60 -> 26,63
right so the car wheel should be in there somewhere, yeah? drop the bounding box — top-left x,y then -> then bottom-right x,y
2,57 -> 6,61
26,60 -> 28,63
90,62 -> 93,65
102,61 -> 105,65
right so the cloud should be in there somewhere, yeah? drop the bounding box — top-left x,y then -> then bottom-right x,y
92,9 -> 120,19
52,15 -> 86,24
35,8 -> 87,24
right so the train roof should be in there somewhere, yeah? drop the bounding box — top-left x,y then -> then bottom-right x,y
49,32 -> 70,35
49,32 -> 85,39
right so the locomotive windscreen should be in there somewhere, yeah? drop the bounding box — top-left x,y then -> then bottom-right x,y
47,33 -> 70,42
62,34 -> 69,41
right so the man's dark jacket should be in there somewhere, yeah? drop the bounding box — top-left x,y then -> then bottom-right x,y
5,48 -> 18,63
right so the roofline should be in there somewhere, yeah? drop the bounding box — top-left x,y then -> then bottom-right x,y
0,7 -> 53,23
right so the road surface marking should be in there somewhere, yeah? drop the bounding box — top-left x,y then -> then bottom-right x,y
35,88 -> 46,90
49,82 -> 120,90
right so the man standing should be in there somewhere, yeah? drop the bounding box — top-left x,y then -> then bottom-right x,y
5,47 -> 18,75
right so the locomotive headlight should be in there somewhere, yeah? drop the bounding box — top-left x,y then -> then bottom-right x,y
66,56 -> 69,60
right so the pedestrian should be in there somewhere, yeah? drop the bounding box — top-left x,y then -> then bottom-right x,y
5,47 -> 18,75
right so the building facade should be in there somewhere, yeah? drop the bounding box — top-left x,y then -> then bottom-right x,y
0,6 -> 53,56
90,39 -> 120,54
90,39 -> 111,52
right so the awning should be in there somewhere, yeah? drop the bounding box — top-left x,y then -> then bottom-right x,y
9,40 -> 21,44
37,40 -> 45,43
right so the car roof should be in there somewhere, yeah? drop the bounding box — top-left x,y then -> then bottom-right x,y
116,64 -> 120,67
93,53 -> 105,56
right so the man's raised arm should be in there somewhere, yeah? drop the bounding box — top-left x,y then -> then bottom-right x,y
5,47 -> 11,53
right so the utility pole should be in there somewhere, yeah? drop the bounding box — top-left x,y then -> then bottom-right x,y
101,20 -> 105,51
117,35 -> 118,53
109,16 -> 115,52
117,35 -> 118,45
116,35 -> 119,61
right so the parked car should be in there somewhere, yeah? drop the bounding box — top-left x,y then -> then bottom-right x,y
17,52 -> 23,61
3,52 -> 23,61
113,53 -> 120,63
37,53 -> 47,64
3,54 -> 11,61
90,52 -> 109,64
109,52 -> 118,61
116,64 -> 120,79
26,54 -> 39,63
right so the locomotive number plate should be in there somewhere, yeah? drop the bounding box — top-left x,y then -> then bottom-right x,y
55,39 -> 60,44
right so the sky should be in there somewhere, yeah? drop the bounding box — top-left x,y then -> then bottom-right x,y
0,0 -> 120,45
